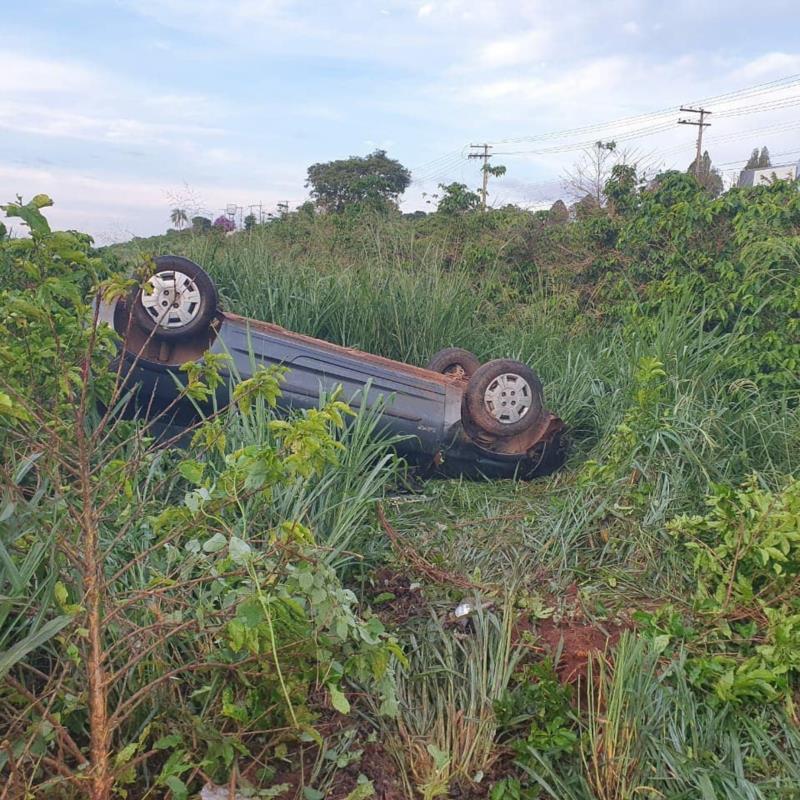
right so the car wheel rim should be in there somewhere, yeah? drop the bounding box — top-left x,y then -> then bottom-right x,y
140,270 -> 202,329
483,373 -> 531,424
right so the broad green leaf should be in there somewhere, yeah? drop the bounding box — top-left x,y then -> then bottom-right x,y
228,536 -> 251,565
202,532 -> 227,553
328,683 -> 351,714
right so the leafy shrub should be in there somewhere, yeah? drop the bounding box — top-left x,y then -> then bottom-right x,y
0,197 -> 400,798
671,476 -> 800,704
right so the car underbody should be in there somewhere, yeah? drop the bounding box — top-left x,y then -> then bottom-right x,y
101,256 -> 567,479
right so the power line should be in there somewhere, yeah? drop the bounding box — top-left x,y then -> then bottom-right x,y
412,153 -> 469,184
488,72 -> 800,147
467,143 -> 493,210
411,73 -> 800,195
677,107 -> 712,176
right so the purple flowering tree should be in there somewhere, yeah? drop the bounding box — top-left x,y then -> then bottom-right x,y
212,215 -> 235,232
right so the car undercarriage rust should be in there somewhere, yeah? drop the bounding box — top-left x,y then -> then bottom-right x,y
107,259 -> 567,479
223,311 -> 466,388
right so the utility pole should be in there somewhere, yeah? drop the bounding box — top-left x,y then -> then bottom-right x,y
468,143 -> 493,210
678,107 -> 712,177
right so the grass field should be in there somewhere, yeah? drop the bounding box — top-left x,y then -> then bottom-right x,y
4,180 -> 800,798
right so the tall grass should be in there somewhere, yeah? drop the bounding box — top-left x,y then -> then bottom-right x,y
181,230 -> 488,366
522,636 -> 800,800
383,600 -> 520,799
143,220 -> 800,601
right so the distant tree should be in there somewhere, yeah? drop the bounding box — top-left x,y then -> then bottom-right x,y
548,199 -> 569,224
295,201 -> 316,218
244,213 -> 257,231
212,215 -> 235,232
484,164 -> 507,179
745,147 -> 772,170
436,182 -> 481,214
687,150 -> 723,197
745,148 -> 760,169
604,163 -> 639,213
572,193 -> 601,219
562,141 -> 620,205
306,149 -> 411,213
170,208 -> 188,230
191,215 -> 212,233
649,170 -> 705,206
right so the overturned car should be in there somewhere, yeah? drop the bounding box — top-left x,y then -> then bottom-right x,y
100,255 -> 566,479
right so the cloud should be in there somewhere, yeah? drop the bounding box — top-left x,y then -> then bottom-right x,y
0,163 -> 304,242
0,101 -> 225,146
732,52 -> 800,80
0,53 -> 101,94
479,30 -> 552,68
0,51 -> 225,146
463,56 -> 630,110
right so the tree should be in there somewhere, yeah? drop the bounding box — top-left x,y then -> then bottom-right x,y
191,215 -> 211,233
481,163 -> 507,209
213,215 -> 235,232
745,147 -> 772,169
244,213 -> 257,231
548,199 -> 569,224
435,182 -> 481,215
687,150 -> 723,197
604,163 -> 640,213
170,208 -> 188,230
306,150 -> 411,213
745,148 -> 760,169
562,141 -> 620,205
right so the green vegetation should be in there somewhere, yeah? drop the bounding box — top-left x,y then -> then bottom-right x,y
2,168 -> 800,799
305,150 -> 412,214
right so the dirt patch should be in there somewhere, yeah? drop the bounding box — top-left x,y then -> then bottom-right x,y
534,617 -> 624,684
330,742 -> 406,800
368,568 -> 429,625
512,583 -> 627,685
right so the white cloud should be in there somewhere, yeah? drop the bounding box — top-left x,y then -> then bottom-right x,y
732,52 -> 800,80
0,101 -> 224,145
479,29 -> 551,68
464,56 -> 629,109
622,20 -> 640,35
0,164 -> 304,242
0,52 -> 224,146
417,3 -> 434,17
0,53 -> 101,94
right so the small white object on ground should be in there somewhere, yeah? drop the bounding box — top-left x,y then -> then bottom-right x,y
201,784 -> 248,800
454,601 -> 473,618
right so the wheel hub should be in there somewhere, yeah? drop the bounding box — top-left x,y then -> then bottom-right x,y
483,372 -> 532,424
140,270 -> 201,329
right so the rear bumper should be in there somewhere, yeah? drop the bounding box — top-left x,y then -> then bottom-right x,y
432,414 -> 567,479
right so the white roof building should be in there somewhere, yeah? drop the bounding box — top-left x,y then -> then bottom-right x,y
738,163 -> 798,187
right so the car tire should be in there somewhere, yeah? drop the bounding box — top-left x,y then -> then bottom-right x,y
130,255 -> 218,341
462,358 -> 544,436
426,347 -> 481,380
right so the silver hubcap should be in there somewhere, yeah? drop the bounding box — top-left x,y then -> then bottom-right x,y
140,270 -> 202,329
483,373 -> 532,424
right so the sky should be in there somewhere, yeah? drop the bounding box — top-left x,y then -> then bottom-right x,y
2,0 -> 800,242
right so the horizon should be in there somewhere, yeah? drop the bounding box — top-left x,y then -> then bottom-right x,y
2,0 -> 800,243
